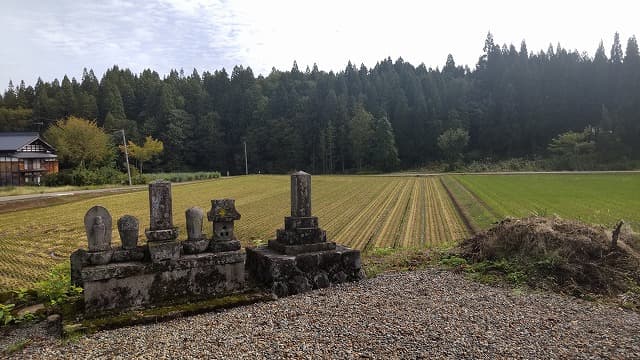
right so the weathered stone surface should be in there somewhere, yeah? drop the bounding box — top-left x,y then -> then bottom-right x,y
276,227 -> 326,245
213,221 -> 236,241
284,216 -> 318,230
145,228 -> 179,242
209,239 -> 241,253
185,207 -> 205,240
246,245 -> 363,297
111,246 -> 146,263
81,251 -> 246,313
268,239 -> 336,255
208,199 -> 241,222
46,314 -> 62,337
148,241 -> 181,262
314,272 -> 330,288
183,238 -> 210,254
290,275 -> 311,295
88,250 -> 113,265
70,249 -> 90,287
117,215 -> 139,250
17,303 -> 45,317
290,171 -> 311,217
148,180 -> 173,231
84,206 -> 112,252
208,199 -> 241,242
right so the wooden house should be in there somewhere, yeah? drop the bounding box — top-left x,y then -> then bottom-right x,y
0,132 -> 59,186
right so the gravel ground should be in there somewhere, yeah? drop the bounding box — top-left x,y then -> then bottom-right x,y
4,268 -> 640,359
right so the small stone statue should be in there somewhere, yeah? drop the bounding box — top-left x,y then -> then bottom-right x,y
117,215 -> 139,250
84,205 -> 112,252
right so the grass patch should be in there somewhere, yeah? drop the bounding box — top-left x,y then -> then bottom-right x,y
363,247 -> 436,278
454,173 -> 640,231
0,184 -> 122,197
441,175 -> 498,230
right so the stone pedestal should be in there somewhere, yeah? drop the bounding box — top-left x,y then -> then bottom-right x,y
81,251 -> 245,313
246,171 -> 364,297
72,182 -> 248,314
246,245 -> 363,297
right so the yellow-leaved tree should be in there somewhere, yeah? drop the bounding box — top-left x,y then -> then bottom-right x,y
121,136 -> 163,174
44,116 -> 114,169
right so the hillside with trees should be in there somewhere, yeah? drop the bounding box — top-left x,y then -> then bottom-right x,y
1,33 -> 638,174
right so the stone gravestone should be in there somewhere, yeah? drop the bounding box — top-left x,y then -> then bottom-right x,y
117,215 -> 139,250
246,171 -> 364,297
183,207 -> 209,254
145,180 -> 181,262
83,205 -> 113,265
269,171 -> 333,254
207,199 -> 242,252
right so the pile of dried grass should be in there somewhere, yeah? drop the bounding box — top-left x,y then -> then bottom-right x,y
460,217 -> 640,295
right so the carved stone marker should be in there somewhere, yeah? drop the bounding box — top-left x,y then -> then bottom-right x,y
183,207 -> 209,254
291,171 -> 311,217
83,205 -> 113,265
117,215 -> 139,250
269,171 -> 333,254
246,171 -> 364,297
207,199 -> 241,252
84,206 -> 112,251
186,207 -> 205,240
145,180 -> 180,261
149,180 -> 173,230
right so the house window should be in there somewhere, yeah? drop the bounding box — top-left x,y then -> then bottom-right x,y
20,144 -> 45,152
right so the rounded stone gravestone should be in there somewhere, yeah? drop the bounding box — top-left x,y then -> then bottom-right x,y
84,205 -> 112,252
117,215 -> 139,250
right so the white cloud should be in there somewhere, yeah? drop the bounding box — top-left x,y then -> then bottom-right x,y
0,0 -> 638,88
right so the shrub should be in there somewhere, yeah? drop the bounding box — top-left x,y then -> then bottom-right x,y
34,262 -> 83,306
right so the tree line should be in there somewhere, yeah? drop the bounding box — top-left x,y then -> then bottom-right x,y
1,32 -> 639,173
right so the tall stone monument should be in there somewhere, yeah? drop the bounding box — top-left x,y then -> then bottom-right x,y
246,171 -> 364,297
145,180 -> 181,262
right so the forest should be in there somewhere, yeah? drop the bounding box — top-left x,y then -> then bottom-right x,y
0,32 -> 639,174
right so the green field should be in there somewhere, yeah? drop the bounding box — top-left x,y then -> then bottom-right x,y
451,173 -> 640,231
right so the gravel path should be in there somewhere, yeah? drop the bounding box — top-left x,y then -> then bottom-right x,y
5,268 -> 640,359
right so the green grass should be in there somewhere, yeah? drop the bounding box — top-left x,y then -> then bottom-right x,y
0,184 -> 122,197
454,173 -> 640,231
441,176 -> 498,230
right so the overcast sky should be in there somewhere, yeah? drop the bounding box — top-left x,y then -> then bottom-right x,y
1,0 -> 638,88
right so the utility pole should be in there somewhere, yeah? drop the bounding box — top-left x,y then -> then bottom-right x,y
244,141 -> 248,175
115,129 -> 132,186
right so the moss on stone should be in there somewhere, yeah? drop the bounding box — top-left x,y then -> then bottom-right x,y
64,291 -> 273,336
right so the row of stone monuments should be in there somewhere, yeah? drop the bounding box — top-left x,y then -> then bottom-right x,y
71,171 -> 364,313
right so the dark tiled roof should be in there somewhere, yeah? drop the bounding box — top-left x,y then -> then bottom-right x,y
0,132 -> 40,151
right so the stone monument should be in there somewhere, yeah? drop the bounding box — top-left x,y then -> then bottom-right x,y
246,171 -> 364,297
145,180 -> 181,262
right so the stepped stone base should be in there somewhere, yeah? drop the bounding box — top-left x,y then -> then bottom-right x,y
81,251 -> 245,314
246,245 -> 365,297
